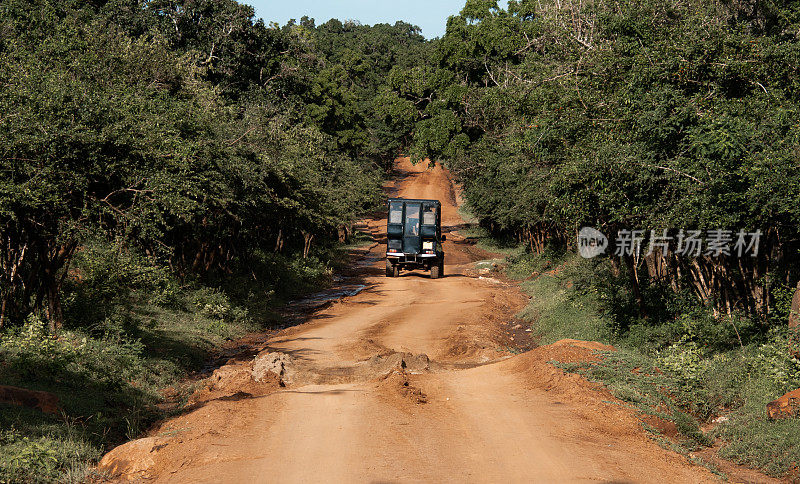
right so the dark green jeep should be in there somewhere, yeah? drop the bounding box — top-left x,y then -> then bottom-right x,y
385,198 -> 446,278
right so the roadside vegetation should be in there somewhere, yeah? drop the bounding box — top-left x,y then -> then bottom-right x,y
490,247 -> 800,478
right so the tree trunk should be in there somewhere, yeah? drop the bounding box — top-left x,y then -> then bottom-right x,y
624,255 -> 647,319
302,232 -> 314,259
42,242 -> 76,331
789,282 -> 800,329
45,282 -> 63,331
609,256 -> 621,277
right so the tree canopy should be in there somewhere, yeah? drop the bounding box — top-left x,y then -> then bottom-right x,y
0,0 -> 427,328
3,0 -> 800,328
402,0 -> 800,320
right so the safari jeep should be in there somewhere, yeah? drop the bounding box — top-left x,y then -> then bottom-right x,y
385,198 -> 446,278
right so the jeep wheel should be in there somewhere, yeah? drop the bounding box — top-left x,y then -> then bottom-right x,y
386,260 -> 394,277
430,263 -> 440,279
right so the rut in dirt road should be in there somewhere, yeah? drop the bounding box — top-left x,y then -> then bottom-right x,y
99,159 -> 719,483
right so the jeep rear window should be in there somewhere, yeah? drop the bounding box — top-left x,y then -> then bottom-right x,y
389,202 -> 403,224
422,206 -> 437,225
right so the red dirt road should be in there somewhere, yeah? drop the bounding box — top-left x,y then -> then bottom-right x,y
100,159 -> 719,483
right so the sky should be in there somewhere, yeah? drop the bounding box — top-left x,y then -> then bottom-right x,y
244,0 -> 482,39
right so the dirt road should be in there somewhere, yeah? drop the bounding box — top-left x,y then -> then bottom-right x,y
100,159 -> 718,483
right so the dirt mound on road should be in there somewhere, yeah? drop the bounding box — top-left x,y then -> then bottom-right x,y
362,352 -> 437,377
252,351 -> 295,385
99,354 -> 287,481
189,353 -> 286,406
379,369 -> 428,405
505,339 -> 615,398
544,338 -> 615,361
502,339 -> 639,433
98,437 -> 162,481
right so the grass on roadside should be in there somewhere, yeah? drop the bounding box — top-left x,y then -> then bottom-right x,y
505,248 -> 800,479
0,301 -> 257,483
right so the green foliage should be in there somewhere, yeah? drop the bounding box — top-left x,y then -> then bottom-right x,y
515,254 -> 613,345
747,331 -> 800,389
1,315 -> 147,395
716,380 -> 800,476
63,238 -> 181,328
0,0 -> 399,328
0,427 -> 99,484
0,291 -> 258,482
189,287 -> 249,326
505,245 -> 566,279
769,282 -> 797,326
303,19 -> 430,164
409,0 -> 800,320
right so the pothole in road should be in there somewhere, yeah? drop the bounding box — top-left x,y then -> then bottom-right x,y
294,284 -> 368,308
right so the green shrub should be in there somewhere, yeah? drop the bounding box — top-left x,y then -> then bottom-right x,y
518,273 -> 612,345
0,292 -> 259,482
191,288 -> 231,320
673,411 -> 713,448
657,336 -> 709,389
713,349 -> 800,476
1,315 -> 145,391
746,331 -> 800,390
63,237 -> 181,330
458,224 -> 523,255
768,282 -> 796,327
510,250 -> 800,475
0,428 -> 99,484
504,247 -> 566,280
